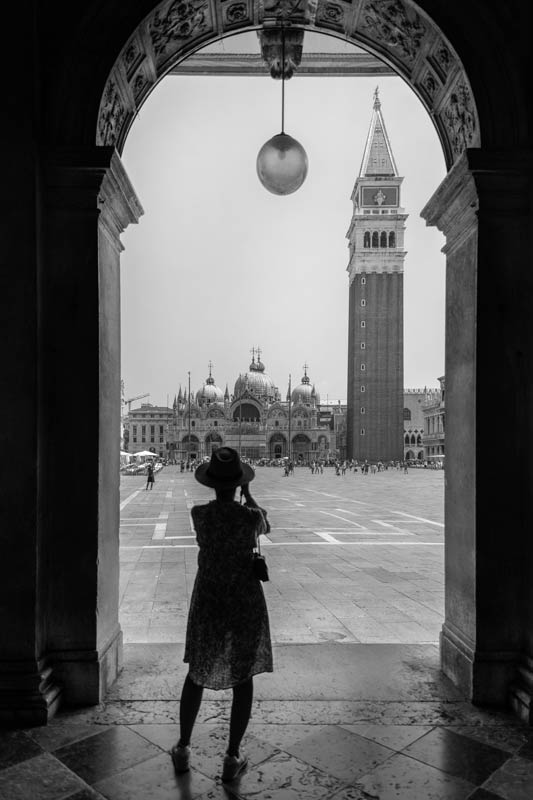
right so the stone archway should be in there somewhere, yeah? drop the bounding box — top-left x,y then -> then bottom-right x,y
4,0 -> 532,726
181,434 -> 200,461
90,5 -> 528,715
292,433 -> 311,462
97,0 -> 479,170
205,431 -> 223,453
269,432 -> 287,459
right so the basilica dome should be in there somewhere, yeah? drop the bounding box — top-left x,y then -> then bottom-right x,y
196,365 -> 224,405
292,367 -> 317,406
234,353 -> 277,401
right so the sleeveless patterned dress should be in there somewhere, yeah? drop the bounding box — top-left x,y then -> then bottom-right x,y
184,500 -> 273,689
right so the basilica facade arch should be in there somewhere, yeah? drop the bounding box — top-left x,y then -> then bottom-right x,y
3,0 -> 532,726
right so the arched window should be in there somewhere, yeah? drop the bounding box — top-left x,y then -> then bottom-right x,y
411,434 -> 416,445
389,231 -> 396,248
403,408 -> 411,420
417,434 -> 422,445
405,434 -> 410,444
380,231 -> 387,248
372,231 -> 379,248
364,231 -> 370,248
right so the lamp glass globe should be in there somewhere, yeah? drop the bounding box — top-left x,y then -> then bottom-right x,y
256,132 -> 308,195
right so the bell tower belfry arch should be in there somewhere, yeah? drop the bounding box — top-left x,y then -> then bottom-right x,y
346,88 -> 407,462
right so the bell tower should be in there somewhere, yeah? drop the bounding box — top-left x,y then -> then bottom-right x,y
346,88 -> 407,462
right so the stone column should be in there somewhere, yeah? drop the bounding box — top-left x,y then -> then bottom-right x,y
422,149 -> 533,710
41,147 -> 143,707
0,149 -> 58,726
0,147 -> 142,724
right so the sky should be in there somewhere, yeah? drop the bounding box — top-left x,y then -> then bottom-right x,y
120,34 -> 446,409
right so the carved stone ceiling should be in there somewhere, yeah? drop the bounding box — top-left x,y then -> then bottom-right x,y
97,0 -> 479,169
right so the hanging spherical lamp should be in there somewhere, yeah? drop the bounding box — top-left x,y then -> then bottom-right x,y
256,27 -> 308,196
257,133 -> 308,195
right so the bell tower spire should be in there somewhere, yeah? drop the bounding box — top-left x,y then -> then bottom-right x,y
359,85 -> 398,178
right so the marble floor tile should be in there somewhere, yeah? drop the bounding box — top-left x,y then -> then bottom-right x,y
226,750 -> 346,799
466,789 -> 509,800
340,723 -> 434,752
285,724 -> 395,783
402,727 -> 510,785
61,789 -> 105,800
0,729 -> 44,769
93,752 -> 217,800
0,753 -> 90,800
354,751 -> 476,799
482,755 -> 533,800
28,722 -> 111,753
246,723 -> 319,752
53,726 -> 162,785
450,725 -> 529,755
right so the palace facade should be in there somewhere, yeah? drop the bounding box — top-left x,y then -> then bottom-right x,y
423,376 -> 445,462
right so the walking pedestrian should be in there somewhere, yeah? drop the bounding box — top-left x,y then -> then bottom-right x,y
170,447 -> 273,783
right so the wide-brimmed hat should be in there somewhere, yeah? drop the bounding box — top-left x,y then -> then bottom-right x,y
194,447 -> 255,489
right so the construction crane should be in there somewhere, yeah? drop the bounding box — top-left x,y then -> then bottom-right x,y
123,393 -> 150,414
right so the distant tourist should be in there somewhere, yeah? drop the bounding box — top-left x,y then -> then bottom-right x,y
170,447 -> 272,783
145,461 -> 155,491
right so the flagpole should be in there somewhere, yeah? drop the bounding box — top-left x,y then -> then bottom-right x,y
288,374 -> 292,462
188,371 -> 191,466
239,382 -> 242,458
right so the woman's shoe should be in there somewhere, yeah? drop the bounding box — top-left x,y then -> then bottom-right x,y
221,752 -> 248,782
170,744 -> 191,773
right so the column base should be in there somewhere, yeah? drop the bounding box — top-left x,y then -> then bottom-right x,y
0,660 -> 62,727
509,655 -> 533,725
440,623 -> 518,706
51,626 -> 123,706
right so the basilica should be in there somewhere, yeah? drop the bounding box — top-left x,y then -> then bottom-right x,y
164,350 -> 344,463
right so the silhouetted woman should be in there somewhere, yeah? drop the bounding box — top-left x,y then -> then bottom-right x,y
170,447 -> 272,782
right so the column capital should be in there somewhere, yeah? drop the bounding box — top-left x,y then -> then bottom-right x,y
43,146 -> 144,243
421,148 -> 533,255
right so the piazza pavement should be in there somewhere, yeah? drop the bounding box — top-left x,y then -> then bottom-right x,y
119,464 -> 444,645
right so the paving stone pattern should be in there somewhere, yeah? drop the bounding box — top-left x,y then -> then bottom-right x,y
119,465 -> 444,645
3,710 -> 533,799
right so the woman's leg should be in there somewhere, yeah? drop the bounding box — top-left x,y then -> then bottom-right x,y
178,673 -> 204,746
227,677 -> 254,756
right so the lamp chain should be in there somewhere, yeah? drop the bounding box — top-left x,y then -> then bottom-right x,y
281,26 -> 285,134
